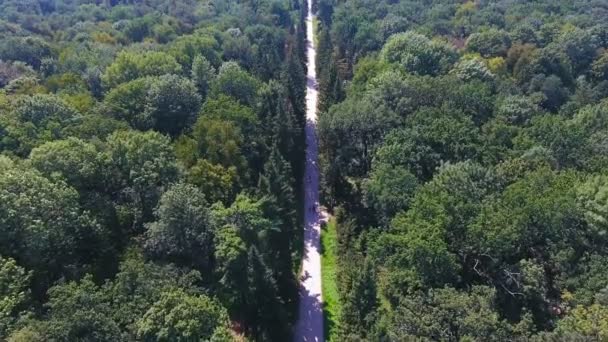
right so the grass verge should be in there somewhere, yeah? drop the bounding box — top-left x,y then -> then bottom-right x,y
321,217 -> 340,341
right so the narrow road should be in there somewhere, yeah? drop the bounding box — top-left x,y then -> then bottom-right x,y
293,1 -> 325,341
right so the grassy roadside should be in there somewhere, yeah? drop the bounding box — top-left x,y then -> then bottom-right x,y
313,16 -> 319,47
321,217 -> 340,341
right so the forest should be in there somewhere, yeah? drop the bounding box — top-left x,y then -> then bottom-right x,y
0,0 -> 308,340
3,0 -> 608,341
315,0 -> 608,340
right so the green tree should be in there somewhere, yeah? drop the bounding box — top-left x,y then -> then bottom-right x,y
319,94 -> 400,177
2,94 -> 81,156
144,74 -> 201,136
103,77 -> 154,130
381,32 -> 457,76
103,251 -> 203,339
144,183 -> 214,272
466,29 -> 512,57
363,163 -> 418,224
0,256 -> 31,339
210,61 -> 259,106
338,258 -> 378,340
384,286 -> 518,341
104,130 -> 179,231
21,276 -> 121,342
0,168 -> 107,293
28,138 -> 104,192
577,175 -> 608,238
187,159 -> 239,205
244,247 -> 289,341
102,51 -> 181,89
213,225 -> 248,314
191,55 -> 216,98
136,288 -> 230,342
192,117 -> 248,181
552,304 -> 608,340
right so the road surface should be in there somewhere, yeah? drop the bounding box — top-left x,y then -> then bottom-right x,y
293,1 -> 326,341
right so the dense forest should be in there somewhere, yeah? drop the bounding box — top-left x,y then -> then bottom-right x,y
316,0 -> 608,340
0,0 -> 308,340
3,0 -> 608,340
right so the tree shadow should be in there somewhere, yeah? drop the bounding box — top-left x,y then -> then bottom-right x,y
293,282 -> 324,342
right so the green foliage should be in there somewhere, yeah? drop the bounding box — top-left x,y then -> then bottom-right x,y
0,37 -> 52,69
144,74 -> 201,136
29,138 -> 104,191
0,0 -> 305,340
144,183 -> 213,272
363,164 -> 418,224
381,32 -> 457,76
321,218 -> 341,341
105,130 -> 179,230
191,55 -> 216,98
103,77 -> 153,130
136,288 -> 230,341
552,304 -> 608,340
1,94 -> 81,156
383,286 -> 519,341
0,256 -> 31,339
210,62 -> 260,106
466,29 -> 511,57
101,51 -> 181,89
0,168 -> 107,292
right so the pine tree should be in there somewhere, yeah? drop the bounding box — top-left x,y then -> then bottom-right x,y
338,258 -> 378,339
246,246 -> 290,340
257,145 -> 298,306
191,55 -> 215,99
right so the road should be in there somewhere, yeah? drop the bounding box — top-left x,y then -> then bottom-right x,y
293,0 -> 325,341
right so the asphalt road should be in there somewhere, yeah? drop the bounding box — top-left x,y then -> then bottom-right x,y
293,1 -> 325,341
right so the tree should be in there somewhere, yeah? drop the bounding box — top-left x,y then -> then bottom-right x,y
144,183 -> 213,272
468,168 -> 584,314
144,74 -> 201,136
210,61 -> 259,106
338,258 -> 378,340
103,77 -> 154,130
20,276 -> 121,342
466,29 -> 512,57
213,225 -> 248,314
450,57 -> 494,83
592,51 -> 608,81
0,256 -> 31,339
192,117 -> 248,182
363,163 -> 418,225
168,34 -> 221,71
0,168 -> 107,293
187,159 -> 239,205
384,286 -> 519,341
211,194 -> 276,250
373,106 -> 480,180
380,32 -> 457,76
104,130 -> 179,231
577,175 -> 608,240
28,138 -> 104,192
191,55 -> 216,98
319,94 -> 400,177
2,94 -> 81,156
136,289 -> 230,342
244,247 -> 289,341
102,251 -> 203,339
101,51 -> 181,89
552,304 -> 608,340
257,146 -> 298,302
0,37 -> 52,70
